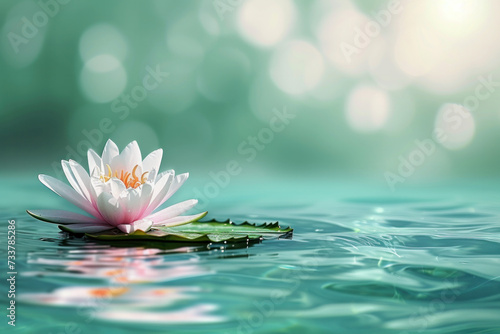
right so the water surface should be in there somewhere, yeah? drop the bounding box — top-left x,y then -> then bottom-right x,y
1,178 -> 500,333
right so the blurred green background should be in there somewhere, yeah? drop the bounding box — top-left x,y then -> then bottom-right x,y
1,0 -> 500,193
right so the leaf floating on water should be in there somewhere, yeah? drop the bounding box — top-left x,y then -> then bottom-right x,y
70,219 -> 293,245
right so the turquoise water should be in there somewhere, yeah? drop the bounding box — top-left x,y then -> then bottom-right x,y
1,178 -> 500,333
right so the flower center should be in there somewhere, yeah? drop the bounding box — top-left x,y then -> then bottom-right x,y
100,164 -> 149,188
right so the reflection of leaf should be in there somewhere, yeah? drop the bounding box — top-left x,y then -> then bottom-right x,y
69,219 -> 293,244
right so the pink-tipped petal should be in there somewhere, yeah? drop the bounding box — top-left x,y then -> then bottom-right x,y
38,175 -> 101,218
27,209 -> 104,224
117,219 -> 153,234
119,183 -> 154,223
96,192 -> 124,226
118,187 -> 141,224
148,199 -> 198,223
153,211 -> 207,227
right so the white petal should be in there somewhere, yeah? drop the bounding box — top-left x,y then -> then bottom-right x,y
144,172 -> 174,216
69,160 -> 92,201
147,168 -> 158,183
61,160 -> 85,197
110,140 -> 142,172
102,139 -> 119,166
91,166 -> 101,178
142,149 -> 163,173
96,192 -> 124,226
27,209 -> 104,224
155,169 -> 174,183
85,175 -> 107,221
137,182 -> 155,219
87,149 -> 103,175
117,219 -> 153,234
109,178 -> 126,198
90,176 -> 110,203
119,183 -> 154,223
60,224 -> 113,234
155,173 -> 189,211
118,187 -> 141,224
153,211 -> 207,227
39,175 -> 101,218
148,199 -> 198,223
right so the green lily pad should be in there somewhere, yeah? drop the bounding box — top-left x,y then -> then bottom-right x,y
82,219 -> 293,244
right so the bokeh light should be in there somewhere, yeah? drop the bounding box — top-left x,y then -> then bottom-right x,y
435,0 -> 487,34
393,0 -> 500,94
316,3 -> 381,76
269,40 -> 325,95
79,54 -> 127,103
79,23 -> 128,62
434,103 -> 475,150
237,0 -> 295,47
2,0 -> 500,180
1,1 -> 46,68
346,84 -> 391,133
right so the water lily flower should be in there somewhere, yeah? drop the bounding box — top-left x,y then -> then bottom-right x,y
28,139 -> 206,234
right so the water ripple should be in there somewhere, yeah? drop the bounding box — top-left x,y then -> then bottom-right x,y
2,191 -> 500,333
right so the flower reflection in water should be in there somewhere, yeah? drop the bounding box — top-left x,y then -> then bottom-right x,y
20,246 -> 226,324
26,247 -> 211,284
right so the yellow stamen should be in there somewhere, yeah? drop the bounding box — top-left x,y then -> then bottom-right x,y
100,164 -> 148,189
132,165 -> 139,179
123,172 -> 130,186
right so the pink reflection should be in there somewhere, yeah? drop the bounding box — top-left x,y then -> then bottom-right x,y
26,247 -> 211,283
20,247 -> 225,324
